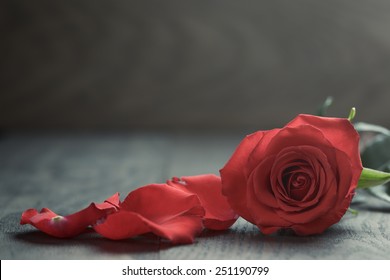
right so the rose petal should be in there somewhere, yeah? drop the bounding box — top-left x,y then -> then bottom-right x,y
263,125 -> 337,161
20,193 -> 120,238
250,155 -> 279,209
97,192 -> 121,209
276,150 -> 353,226
291,192 -> 354,235
94,184 -> 205,244
167,174 -> 238,230
249,126 -> 356,230
263,124 -> 359,191
286,114 -> 362,179
245,129 -> 281,173
220,131 -> 266,223
221,114 -> 363,236
270,146 -> 334,211
93,211 -> 150,239
247,156 -> 292,232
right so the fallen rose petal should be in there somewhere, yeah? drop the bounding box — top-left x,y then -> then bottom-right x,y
97,192 -> 121,209
94,211 -> 203,244
94,184 -> 204,244
92,211 -> 151,240
20,193 -> 120,238
167,174 -> 238,230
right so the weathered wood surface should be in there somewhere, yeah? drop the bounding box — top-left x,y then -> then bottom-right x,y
1,133 -> 390,260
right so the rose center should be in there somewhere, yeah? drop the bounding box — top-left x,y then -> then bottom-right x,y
282,168 -> 311,201
292,174 -> 307,187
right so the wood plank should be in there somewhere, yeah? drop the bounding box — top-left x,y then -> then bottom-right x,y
160,204 -> 390,260
1,133 -> 390,259
0,133 -> 173,259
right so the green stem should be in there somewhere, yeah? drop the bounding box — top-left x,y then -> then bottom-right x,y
348,107 -> 356,122
357,167 -> 390,189
318,96 -> 333,117
347,208 -> 359,215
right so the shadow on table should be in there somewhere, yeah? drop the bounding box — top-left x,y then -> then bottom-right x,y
13,229 -> 174,255
7,212 -> 367,260
12,223 -> 351,255
356,203 -> 390,214
200,225 -> 350,242
192,221 -> 364,259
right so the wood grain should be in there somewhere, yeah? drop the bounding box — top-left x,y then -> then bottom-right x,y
1,133 -> 390,259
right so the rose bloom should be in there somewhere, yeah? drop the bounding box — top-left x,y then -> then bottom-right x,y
220,114 -> 363,235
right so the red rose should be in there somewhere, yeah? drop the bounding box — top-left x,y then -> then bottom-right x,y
220,114 -> 363,235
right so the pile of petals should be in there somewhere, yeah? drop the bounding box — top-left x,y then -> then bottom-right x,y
21,174 -> 238,244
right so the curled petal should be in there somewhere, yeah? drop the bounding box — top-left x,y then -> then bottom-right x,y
94,184 -> 204,244
20,193 -> 120,238
167,174 -> 238,230
247,156 -> 292,232
291,192 -> 354,235
287,115 -> 360,161
286,114 -> 362,186
220,131 -> 266,223
98,192 -> 121,209
270,146 -> 333,211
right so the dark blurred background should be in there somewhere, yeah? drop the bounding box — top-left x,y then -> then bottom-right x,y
1,0 -> 390,132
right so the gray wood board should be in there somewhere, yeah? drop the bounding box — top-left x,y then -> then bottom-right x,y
1,133 -> 390,259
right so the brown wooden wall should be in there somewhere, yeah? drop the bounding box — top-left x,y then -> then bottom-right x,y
2,0 -> 390,131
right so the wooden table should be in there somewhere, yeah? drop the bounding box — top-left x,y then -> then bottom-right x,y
1,133 -> 390,259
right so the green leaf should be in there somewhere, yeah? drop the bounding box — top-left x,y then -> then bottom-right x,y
366,185 -> 390,204
357,167 -> 390,189
354,122 -> 390,136
358,124 -> 390,203
317,96 -> 333,116
361,134 -> 390,170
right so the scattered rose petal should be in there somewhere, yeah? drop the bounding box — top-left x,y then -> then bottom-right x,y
167,174 -> 238,230
94,184 -> 205,244
20,193 -> 120,238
